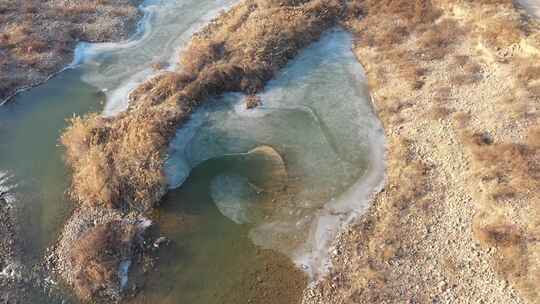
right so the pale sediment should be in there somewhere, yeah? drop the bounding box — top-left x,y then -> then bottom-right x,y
0,172 -> 32,303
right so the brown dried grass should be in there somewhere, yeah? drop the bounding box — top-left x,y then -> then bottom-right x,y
464,128 -> 540,301
342,0 -> 540,302
0,0 -> 141,101
69,221 -> 137,300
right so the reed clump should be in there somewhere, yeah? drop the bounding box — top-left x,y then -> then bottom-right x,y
69,221 -> 138,301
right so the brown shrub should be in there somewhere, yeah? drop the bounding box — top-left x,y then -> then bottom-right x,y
377,26 -> 411,47
19,37 -> 48,54
474,224 -> 522,247
245,94 -> 262,109
417,19 -> 463,61
451,73 -> 480,86
61,3 -> 100,15
70,221 -> 138,300
401,65 -> 429,90
453,55 -> 470,67
481,16 -> 522,49
4,24 -> 30,45
467,140 -> 538,196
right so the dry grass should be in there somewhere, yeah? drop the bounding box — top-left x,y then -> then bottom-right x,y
344,1 -> 467,92
461,123 -> 540,301
245,94 -> 262,109
62,0 -> 343,211
0,0 -> 141,101
315,0 -> 540,303
427,105 -> 453,120
69,221 -> 138,300
416,18 -> 464,61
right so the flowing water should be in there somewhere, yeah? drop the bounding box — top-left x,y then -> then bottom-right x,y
0,1 -> 384,303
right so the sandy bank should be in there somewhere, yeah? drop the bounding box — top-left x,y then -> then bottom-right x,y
303,0 -> 540,303
0,0 -> 143,104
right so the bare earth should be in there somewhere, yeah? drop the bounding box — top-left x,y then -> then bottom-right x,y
304,1 -> 539,303
0,0 -> 142,103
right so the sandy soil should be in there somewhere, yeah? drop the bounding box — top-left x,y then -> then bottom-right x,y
0,0 -> 143,103
303,1 -> 540,303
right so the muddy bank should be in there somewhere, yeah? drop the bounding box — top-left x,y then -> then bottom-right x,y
0,0 -> 143,103
304,0 -> 540,303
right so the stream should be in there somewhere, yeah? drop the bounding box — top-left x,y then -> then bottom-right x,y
0,1 -> 384,303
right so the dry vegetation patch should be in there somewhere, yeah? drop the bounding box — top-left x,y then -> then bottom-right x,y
0,0 -> 142,102
464,127 -> 540,301
52,0 -> 540,302
69,221 -> 138,300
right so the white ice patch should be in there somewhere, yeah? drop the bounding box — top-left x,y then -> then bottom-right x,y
210,174 -> 255,224
136,217 -> 153,230
0,171 -> 17,205
118,260 -> 132,289
164,110 -> 207,189
0,261 -> 23,280
71,0 -> 159,67
292,128 -> 385,278
163,29 -> 386,280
